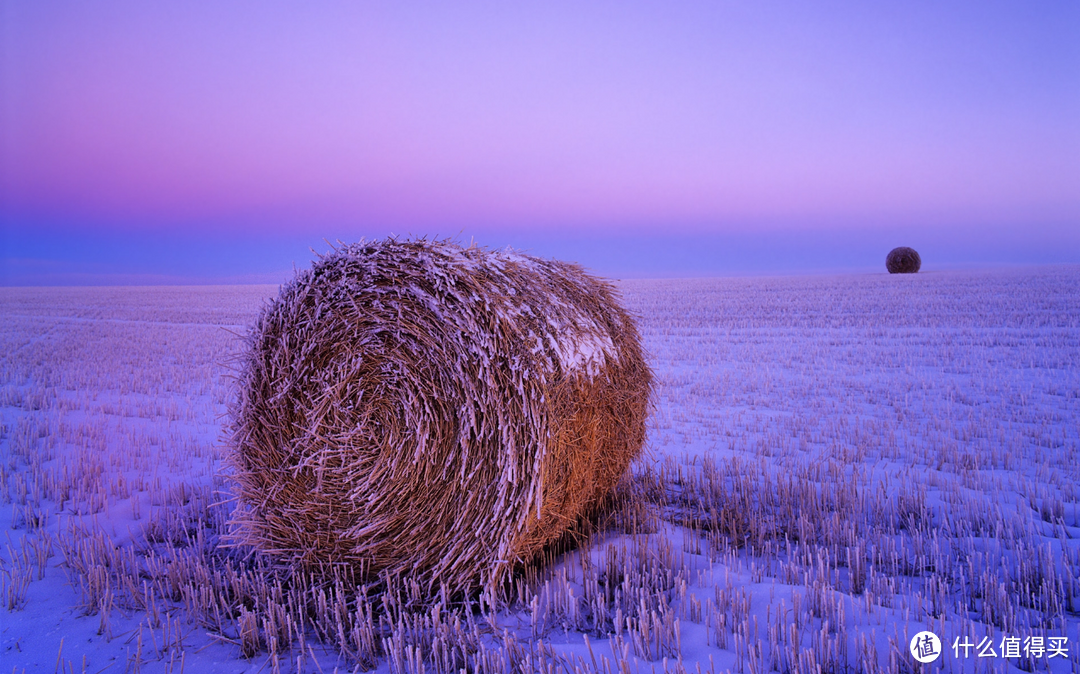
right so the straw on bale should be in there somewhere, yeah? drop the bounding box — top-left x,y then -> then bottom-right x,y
229,239 -> 652,596
886,246 -> 921,274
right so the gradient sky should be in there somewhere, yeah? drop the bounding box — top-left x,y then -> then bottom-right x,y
2,1 -> 1078,284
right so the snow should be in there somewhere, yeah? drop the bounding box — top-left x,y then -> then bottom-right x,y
546,329 -> 615,376
2,267 -> 1078,673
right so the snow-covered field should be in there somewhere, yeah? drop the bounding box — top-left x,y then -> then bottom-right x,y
2,267 -> 1078,673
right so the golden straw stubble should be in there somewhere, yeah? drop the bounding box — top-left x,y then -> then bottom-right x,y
229,239 -> 652,597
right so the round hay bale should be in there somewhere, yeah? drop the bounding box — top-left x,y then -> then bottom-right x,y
885,246 -> 921,274
229,239 -> 652,596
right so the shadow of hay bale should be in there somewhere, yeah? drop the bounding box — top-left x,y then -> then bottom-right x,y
228,238 -> 652,598
886,246 -> 921,274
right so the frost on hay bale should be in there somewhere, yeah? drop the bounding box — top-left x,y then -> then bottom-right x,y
886,246 -> 921,274
229,239 -> 652,596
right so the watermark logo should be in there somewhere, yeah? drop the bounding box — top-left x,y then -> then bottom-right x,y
951,635 -> 1070,660
910,631 -> 942,663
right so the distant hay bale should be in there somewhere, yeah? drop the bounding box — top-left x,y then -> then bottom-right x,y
886,246 -> 921,274
229,239 -> 652,596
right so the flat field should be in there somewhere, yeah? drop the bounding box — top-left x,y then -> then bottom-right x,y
1,267 -> 1078,673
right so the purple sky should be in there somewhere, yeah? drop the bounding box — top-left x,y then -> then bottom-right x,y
2,1 -> 1078,284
